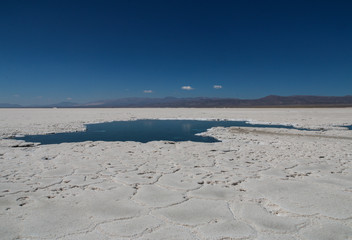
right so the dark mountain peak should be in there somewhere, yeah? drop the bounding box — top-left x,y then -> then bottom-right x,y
259,95 -> 282,100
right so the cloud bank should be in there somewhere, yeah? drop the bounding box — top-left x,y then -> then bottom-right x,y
181,86 -> 194,90
213,85 -> 222,89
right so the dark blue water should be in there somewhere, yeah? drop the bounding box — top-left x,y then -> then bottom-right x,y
344,125 -> 352,130
13,119 -> 312,145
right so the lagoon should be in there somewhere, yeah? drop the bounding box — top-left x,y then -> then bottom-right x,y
13,119 -> 312,145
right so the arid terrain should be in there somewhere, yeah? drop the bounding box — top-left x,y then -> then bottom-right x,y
0,108 -> 351,240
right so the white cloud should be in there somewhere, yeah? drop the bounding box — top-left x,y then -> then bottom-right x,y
66,97 -> 72,101
213,85 -> 222,89
181,86 -> 194,90
13,94 -> 20,98
143,90 -> 153,93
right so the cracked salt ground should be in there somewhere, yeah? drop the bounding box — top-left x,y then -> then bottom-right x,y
1,108 -> 352,240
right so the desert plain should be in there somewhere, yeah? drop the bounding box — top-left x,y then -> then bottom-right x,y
0,108 -> 351,240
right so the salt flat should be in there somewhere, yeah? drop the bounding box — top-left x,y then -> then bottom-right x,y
0,108 -> 351,240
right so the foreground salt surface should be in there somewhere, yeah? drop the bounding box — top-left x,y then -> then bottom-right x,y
0,108 -> 351,240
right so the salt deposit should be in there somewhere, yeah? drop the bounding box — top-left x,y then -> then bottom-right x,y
0,108 -> 351,239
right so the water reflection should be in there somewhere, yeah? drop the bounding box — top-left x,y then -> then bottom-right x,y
181,123 -> 192,132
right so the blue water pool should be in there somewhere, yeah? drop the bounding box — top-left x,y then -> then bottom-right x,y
13,119 -> 313,144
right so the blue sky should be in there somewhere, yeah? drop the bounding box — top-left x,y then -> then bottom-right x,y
1,0 -> 351,105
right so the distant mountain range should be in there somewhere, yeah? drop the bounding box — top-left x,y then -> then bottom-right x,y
1,95 -> 352,108
0,103 -> 23,108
